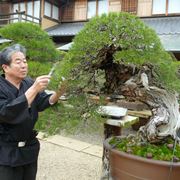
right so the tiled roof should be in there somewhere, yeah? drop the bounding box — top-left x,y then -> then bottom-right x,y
142,16 -> 180,51
158,34 -> 180,51
142,16 -> 180,35
46,22 -> 85,36
47,16 -> 180,36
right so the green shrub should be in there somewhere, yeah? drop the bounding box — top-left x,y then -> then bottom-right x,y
28,60 -> 51,79
36,94 -> 105,136
0,22 -> 61,62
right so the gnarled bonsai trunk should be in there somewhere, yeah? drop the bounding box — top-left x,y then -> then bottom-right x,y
139,88 -> 180,143
102,63 -> 180,143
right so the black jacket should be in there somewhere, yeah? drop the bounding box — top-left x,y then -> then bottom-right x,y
0,75 -> 51,167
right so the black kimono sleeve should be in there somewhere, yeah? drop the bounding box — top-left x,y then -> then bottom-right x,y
0,94 -> 30,124
35,91 -> 52,112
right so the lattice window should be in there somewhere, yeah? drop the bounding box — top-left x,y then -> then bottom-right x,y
61,0 -> 75,21
121,0 -> 137,14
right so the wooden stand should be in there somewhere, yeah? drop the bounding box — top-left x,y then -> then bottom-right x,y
98,105 -> 140,179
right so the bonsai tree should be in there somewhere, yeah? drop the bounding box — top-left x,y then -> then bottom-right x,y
59,12 -> 180,144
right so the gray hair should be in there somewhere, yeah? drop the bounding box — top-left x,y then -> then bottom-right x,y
0,44 -> 26,66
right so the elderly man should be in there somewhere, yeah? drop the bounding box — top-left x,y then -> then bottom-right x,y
0,44 -> 65,180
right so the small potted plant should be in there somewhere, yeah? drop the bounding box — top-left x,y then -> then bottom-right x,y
58,12 -> 180,179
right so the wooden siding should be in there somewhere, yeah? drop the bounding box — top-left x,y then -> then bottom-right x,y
137,0 -> 152,17
41,17 -> 58,29
74,0 -> 87,21
109,0 -> 121,12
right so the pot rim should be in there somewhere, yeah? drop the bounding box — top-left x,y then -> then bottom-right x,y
104,136 -> 180,167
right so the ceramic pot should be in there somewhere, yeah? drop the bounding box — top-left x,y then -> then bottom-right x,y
104,137 -> 180,180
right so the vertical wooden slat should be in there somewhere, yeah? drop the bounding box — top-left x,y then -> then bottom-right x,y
32,0 -> 34,18
96,0 -> 98,16
166,0 -> 168,16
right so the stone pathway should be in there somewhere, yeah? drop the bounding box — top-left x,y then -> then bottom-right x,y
36,133 -> 103,180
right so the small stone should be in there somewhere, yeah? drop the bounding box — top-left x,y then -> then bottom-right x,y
173,156 -> 180,162
126,148 -> 132,154
167,144 -> 174,149
146,153 -> 153,159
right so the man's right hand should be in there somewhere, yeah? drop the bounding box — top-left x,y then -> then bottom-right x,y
25,75 -> 51,106
32,75 -> 51,93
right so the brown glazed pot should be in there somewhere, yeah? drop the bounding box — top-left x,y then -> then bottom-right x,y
104,137 -> 180,180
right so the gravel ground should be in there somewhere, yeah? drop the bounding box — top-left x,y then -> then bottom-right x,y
36,140 -> 102,180
36,126 -> 136,180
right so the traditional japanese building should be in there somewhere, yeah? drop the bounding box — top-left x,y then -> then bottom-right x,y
0,0 -> 180,59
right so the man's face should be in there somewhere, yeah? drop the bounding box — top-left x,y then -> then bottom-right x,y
3,51 -> 28,80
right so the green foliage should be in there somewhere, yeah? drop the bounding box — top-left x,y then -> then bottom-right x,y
69,12 -> 163,63
60,12 -> 180,92
36,94 -> 105,135
0,22 -> 61,62
157,59 -> 180,91
110,136 -> 180,161
28,60 -> 52,79
28,51 -> 67,89
47,55 -> 73,90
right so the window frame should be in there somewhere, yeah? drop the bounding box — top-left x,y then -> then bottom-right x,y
152,0 -> 180,16
44,0 -> 59,21
87,0 -> 108,19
